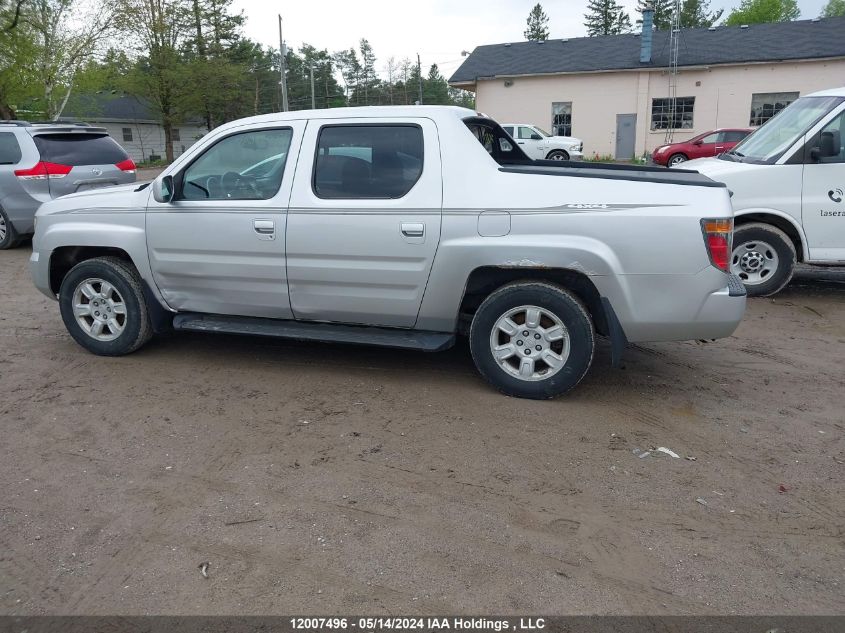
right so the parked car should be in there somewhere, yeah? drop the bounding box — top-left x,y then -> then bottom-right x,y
652,128 -> 752,167
0,121 -> 136,249
501,123 -> 584,160
31,106 -> 745,399
684,87 -> 845,296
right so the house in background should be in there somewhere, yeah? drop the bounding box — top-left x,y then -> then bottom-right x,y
61,93 -> 207,163
449,16 -> 845,159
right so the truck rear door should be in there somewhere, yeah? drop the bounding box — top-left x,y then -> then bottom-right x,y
286,117 -> 442,328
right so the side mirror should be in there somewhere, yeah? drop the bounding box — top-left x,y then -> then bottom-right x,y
152,174 -> 174,203
530,133 -> 542,141
693,139 -> 703,146
820,130 -> 840,157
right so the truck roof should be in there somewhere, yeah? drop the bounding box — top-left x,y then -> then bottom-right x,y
216,105 -> 478,132
806,86 -> 845,98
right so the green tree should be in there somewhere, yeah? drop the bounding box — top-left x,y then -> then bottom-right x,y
679,0 -> 724,27
422,64 -> 449,104
821,0 -> 845,16
333,48 -> 360,104
524,3 -> 550,40
0,0 -> 35,118
724,0 -> 800,25
637,0 -> 675,30
584,0 -> 633,36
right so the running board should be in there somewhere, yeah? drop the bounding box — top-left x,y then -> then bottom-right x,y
172,313 -> 455,352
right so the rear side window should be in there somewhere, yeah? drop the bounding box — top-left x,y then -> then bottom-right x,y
723,131 -> 749,142
0,132 -> 22,164
33,134 -> 128,166
313,125 -> 423,199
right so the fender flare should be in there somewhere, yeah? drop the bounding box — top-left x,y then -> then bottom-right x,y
733,207 -> 808,261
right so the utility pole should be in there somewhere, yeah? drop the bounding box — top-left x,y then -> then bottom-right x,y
310,64 -> 316,109
416,53 -> 423,105
278,15 -> 289,112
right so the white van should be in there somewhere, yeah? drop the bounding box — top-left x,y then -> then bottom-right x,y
685,87 -> 845,296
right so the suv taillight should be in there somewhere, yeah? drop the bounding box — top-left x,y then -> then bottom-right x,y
701,218 -> 733,272
115,158 -> 136,173
14,161 -> 72,180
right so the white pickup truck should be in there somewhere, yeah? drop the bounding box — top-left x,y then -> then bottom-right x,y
31,106 -> 744,399
501,123 -> 584,161
685,87 -> 845,296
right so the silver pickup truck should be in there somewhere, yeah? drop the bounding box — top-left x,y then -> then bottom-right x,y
31,106 -> 746,399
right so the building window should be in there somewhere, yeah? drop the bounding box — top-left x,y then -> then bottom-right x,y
651,97 -> 695,130
749,92 -> 799,127
122,127 -> 133,142
552,102 -> 572,136
172,128 -> 180,141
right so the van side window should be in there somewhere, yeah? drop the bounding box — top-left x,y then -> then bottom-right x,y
180,128 -> 292,201
0,132 -> 22,165
313,125 -> 423,199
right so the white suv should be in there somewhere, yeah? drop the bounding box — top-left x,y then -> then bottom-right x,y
502,124 -> 584,161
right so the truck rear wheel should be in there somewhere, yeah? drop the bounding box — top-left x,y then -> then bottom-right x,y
469,282 -> 595,399
731,223 -> 796,297
59,256 -> 153,356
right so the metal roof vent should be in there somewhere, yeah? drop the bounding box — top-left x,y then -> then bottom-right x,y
740,24 -> 749,29
708,26 -> 716,31
812,17 -> 821,22
537,40 -> 544,44
561,38 -> 568,43
504,42 -> 511,47
634,32 -> 641,37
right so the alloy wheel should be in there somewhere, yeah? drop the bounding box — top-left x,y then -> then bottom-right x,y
71,278 -> 128,341
489,305 -> 570,381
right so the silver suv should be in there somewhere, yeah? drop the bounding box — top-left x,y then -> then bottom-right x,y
0,121 -> 136,249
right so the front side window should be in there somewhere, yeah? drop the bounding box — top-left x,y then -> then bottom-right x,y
750,92 -> 799,127
651,97 -> 695,130
517,126 -> 536,140
699,132 -> 719,144
0,132 -> 22,164
180,128 -> 292,201
552,102 -> 572,136
313,125 -> 423,199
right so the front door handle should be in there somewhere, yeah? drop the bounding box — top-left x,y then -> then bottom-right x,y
400,222 -> 425,238
253,218 -> 275,240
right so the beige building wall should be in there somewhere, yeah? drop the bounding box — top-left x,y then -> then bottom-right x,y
473,58 -> 845,158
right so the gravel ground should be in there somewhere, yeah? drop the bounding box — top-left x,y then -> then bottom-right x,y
1,246 -> 843,615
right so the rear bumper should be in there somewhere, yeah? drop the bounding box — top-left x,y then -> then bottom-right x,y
596,269 -> 746,343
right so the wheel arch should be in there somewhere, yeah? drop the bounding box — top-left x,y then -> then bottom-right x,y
734,209 -> 807,262
545,149 -> 570,159
457,265 -> 612,338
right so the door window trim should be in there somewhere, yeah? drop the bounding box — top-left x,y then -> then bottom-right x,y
172,126 -> 293,202
311,122 -> 425,201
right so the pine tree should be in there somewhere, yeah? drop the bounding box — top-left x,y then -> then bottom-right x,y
636,0 -> 676,30
679,0 -> 724,27
584,0 -> 633,36
524,3 -> 550,40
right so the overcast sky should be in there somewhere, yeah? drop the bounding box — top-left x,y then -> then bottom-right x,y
232,0 -> 829,80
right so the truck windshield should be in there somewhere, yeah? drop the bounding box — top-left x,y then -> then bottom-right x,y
725,95 -> 844,164
535,127 -> 552,137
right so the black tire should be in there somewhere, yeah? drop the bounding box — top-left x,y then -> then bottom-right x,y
731,223 -> 796,297
469,282 -> 595,399
0,207 -> 22,250
59,256 -> 153,356
546,149 -> 570,161
667,153 -> 687,167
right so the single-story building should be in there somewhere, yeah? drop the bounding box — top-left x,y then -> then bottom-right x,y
449,16 -> 845,159
61,93 -> 207,163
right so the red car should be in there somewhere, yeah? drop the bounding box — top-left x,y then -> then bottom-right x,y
652,128 -> 752,167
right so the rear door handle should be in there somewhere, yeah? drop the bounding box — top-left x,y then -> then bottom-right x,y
253,218 -> 275,240
400,222 -> 425,238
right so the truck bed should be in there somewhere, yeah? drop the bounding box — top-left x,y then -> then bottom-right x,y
500,160 -> 725,188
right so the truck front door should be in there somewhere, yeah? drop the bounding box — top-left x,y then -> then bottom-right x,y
802,109 -> 845,262
286,118 -> 442,328
146,122 -> 305,318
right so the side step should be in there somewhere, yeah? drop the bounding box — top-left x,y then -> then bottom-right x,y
172,313 -> 455,352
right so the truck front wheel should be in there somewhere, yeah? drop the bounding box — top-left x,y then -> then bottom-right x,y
59,256 -> 153,356
546,150 -> 570,161
469,282 -> 595,399
731,223 -> 796,297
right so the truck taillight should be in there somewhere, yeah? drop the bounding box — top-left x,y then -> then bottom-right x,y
701,218 -> 733,272
115,158 -> 136,173
14,161 -> 72,180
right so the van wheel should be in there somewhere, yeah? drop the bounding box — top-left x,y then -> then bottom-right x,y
731,223 -> 796,297
668,153 -> 688,167
469,282 -> 595,399
546,150 -> 570,161
0,208 -> 21,250
59,257 -> 153,356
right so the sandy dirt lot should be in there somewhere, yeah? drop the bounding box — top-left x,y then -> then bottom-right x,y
1,246 -> 843,615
